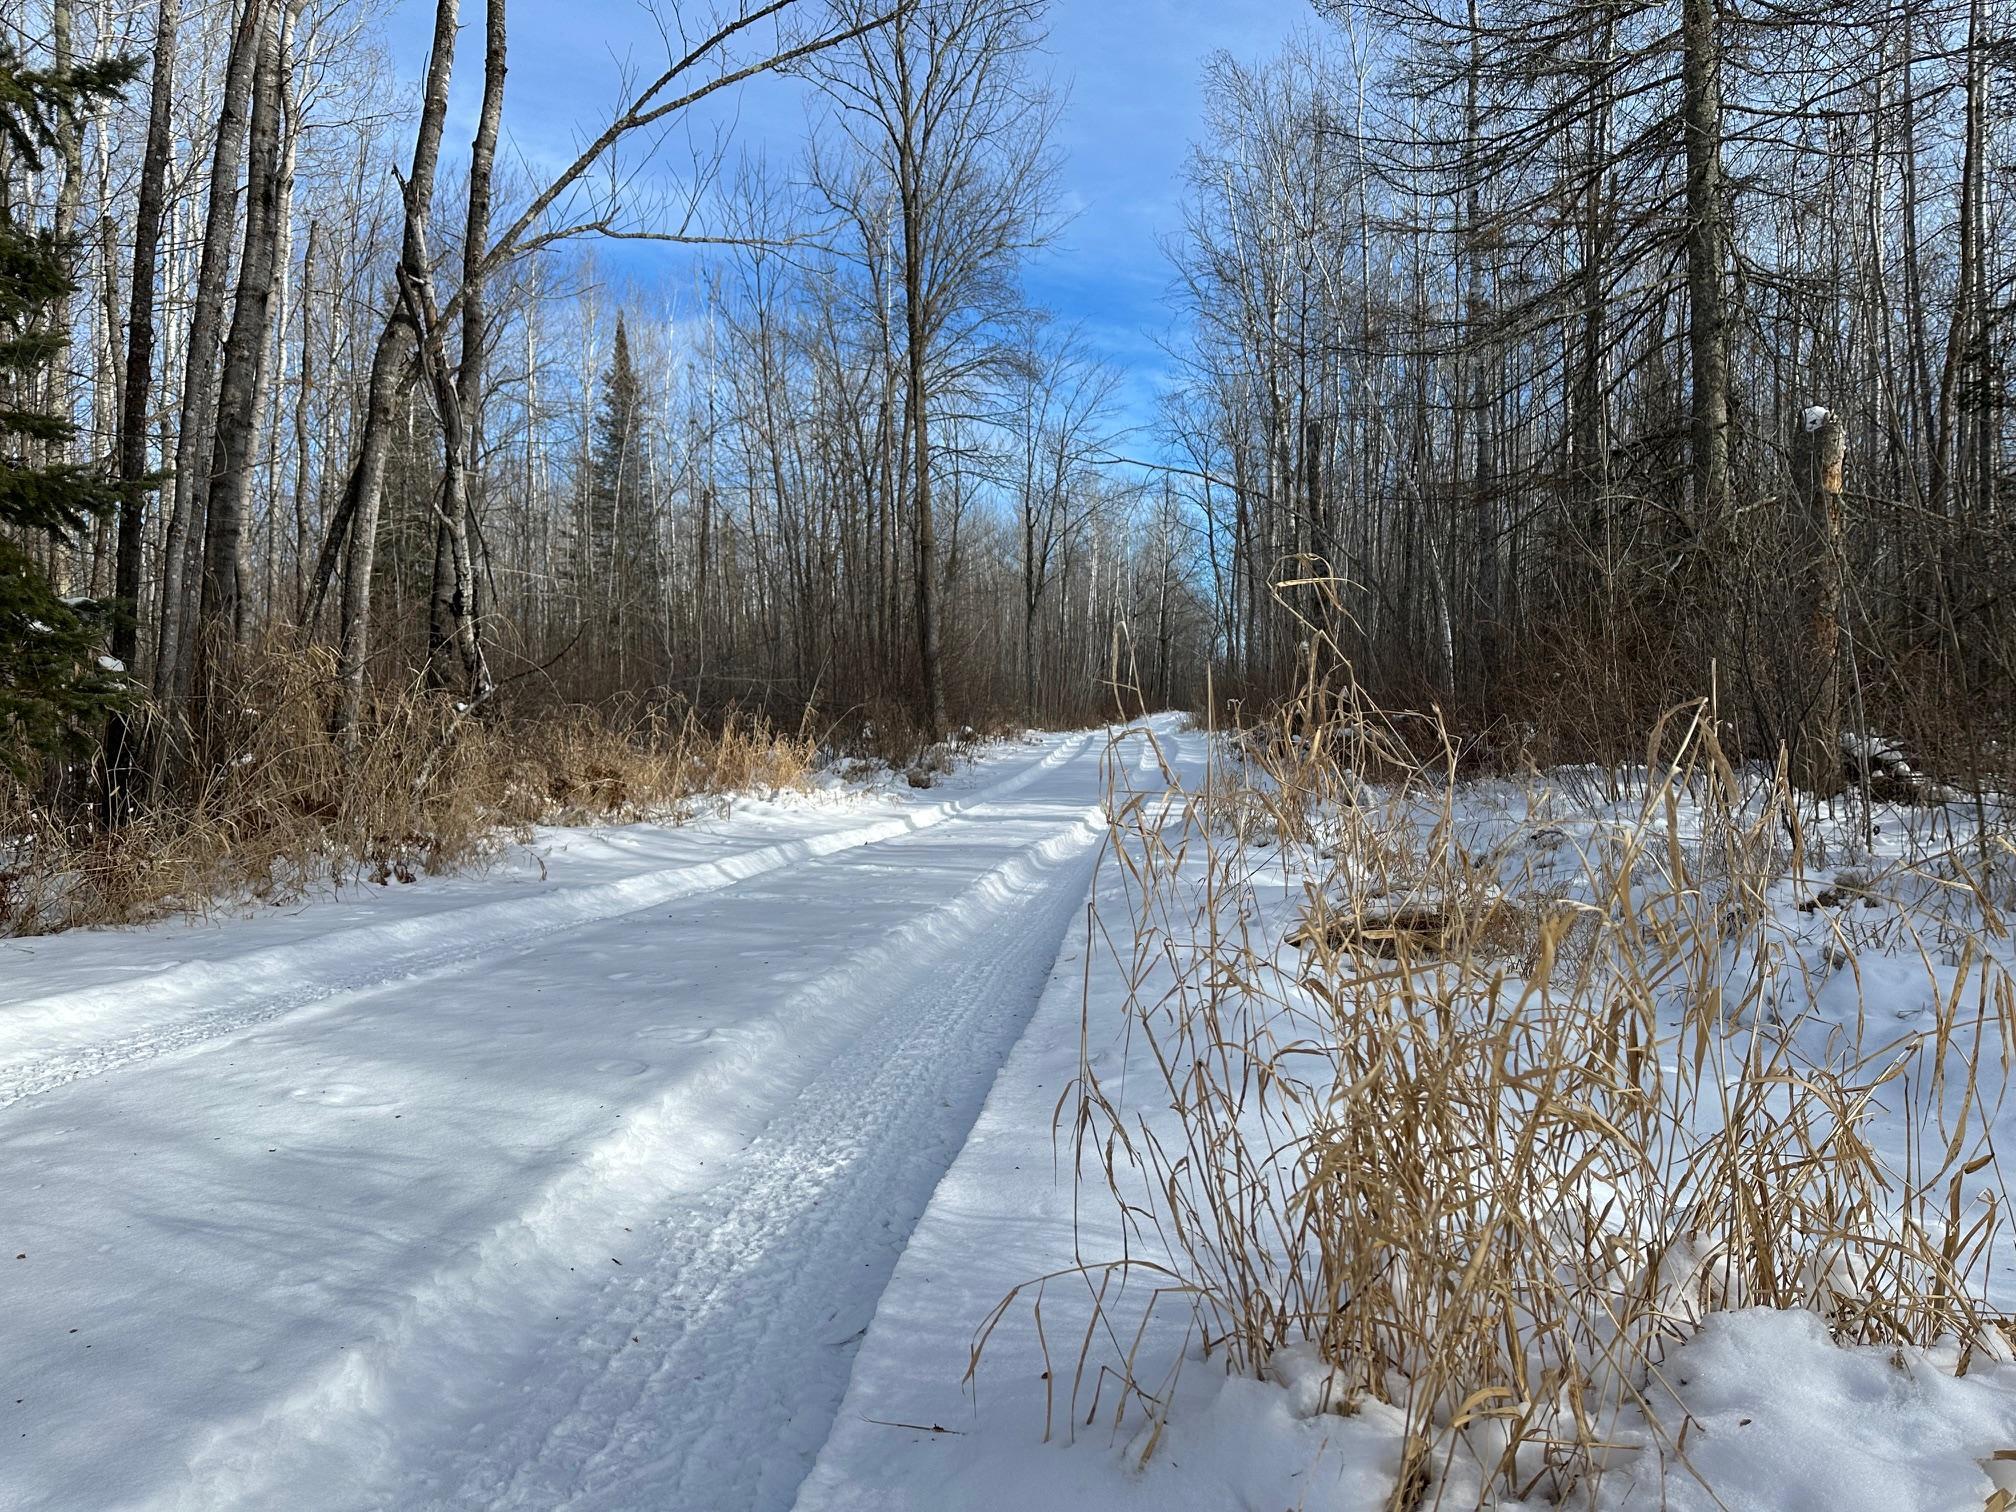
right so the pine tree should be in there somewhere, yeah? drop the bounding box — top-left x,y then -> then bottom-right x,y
581,317 -> 655,614
0,42 -> 138,775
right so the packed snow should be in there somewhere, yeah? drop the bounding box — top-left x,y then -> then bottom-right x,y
1,731 -> 1104,1509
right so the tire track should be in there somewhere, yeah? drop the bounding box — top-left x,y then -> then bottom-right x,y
167,790 -> 1109,1512
0,732 -> 1093,1111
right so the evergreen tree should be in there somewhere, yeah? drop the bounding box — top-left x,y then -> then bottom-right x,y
0,42 -> 137,775
581,317 -> 655,613
589,318 -> 647,570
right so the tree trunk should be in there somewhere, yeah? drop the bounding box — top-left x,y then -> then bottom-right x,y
200,1 -> 288,660
157,0 -> 271,704
1929,0 -> 1985,526
291,218 -> 316,621
103,0 -> 180,818
901,173 -> 946,742
1680,0 -> 1732,531
331,0 -> 460,755
1791,407 -> 1846,796
48,0 -> 83,511
423,0 -> 504,697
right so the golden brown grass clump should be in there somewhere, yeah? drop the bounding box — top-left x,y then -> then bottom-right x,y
0,646 -> 818,935
994,670 -> 2016,1509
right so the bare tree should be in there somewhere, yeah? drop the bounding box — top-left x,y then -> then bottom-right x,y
814,0 -> 1057,739
199,0 -> 294,661
155,0 -> 272,706
1002,317 -> 1120,719
103,0 -> 179,810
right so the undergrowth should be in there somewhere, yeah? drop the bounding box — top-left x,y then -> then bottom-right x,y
1,646 -> 821,935
983,670 -> 2016,1509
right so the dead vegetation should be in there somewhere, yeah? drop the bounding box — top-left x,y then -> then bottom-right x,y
1,645 -> 821,936
986,673 -> 2016,1509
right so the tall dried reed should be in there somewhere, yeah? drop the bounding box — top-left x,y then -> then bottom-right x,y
0,645 -> 818,935
991,675 -> 2015,1509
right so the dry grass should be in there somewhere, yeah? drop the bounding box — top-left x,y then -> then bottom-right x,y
987,678 -> 2016,1509
0,645 -> 819,935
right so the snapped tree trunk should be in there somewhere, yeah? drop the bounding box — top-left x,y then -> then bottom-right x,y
1790,406 -> 1846,796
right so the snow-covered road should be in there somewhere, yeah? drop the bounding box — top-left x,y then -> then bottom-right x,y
0,725 -> 1141,1511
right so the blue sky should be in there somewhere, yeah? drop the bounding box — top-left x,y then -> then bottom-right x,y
384,0 -> 1322,438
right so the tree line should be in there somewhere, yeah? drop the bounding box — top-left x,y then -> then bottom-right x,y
1167,1 -> 2014,784
13,0 -> 1996,810
2,0 -> 1214,814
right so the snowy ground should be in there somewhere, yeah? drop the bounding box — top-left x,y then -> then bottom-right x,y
0,727 -> 1114,1510
799,739 -> 2016,1512
12,718 -> 2016,1511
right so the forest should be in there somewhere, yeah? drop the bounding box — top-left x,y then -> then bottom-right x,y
12,5 -> 2016,1509
1,0 -> 2010,899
